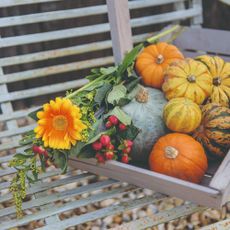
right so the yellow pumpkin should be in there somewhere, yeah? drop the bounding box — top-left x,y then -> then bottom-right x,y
135,42 -> 184,89
162,58 -> 213,104
196,55 -> 230,107
163,97 -> 202,133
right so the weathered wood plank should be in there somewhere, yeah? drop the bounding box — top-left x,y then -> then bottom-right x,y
1,185 -> 138,229
0,57 -> 113,85
131,8 -> 201,28
0,124 -> 35,139
0,9 -> 200,48
111,203 -> 206,230
69,158 -> 222,208
0,33 -> 149,68
189,0 -> 203,24
210,150 -> 230,206
174,27 -> 230,54
107,0 -> 133,64
129,0 -> 186,9
37,193 -> 167,230
0,106 -> 39,122
0,5 -> 108,27
0,173 -> 95,203
0,41 -> 112,67
210,151 -> 230,191
0,0 -> 62,7
0,137 -> 22,151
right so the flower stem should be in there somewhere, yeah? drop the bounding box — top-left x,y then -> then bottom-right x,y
66,74 -> 105,99
146,25 -> 180,44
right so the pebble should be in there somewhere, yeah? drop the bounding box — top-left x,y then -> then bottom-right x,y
122,213 -> 131,222
137,210 -> 146,218
143,188 -> 153,196
100,199 -> 115,207
103,216 -> 113,225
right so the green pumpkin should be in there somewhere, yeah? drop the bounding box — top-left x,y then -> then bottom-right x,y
122,86 -> 167,164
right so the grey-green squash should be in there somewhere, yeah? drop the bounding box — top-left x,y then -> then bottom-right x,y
122,85 -> 167,164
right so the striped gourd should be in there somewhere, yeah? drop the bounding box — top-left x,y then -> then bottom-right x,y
196,55 -> 230,107
163,97 -> 202,133
193,103 -> 230,159
162,58 -> 213,105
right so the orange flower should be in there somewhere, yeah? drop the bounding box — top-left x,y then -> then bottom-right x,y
34,97 -> 87,149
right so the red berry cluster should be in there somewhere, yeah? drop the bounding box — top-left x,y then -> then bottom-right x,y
32,145 -> 53,167
92,115 -> 133,164
32,145 -> 48,157
105,115 -> 127,131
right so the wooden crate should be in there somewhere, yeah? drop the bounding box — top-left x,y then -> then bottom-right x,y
69,27 -> 230,209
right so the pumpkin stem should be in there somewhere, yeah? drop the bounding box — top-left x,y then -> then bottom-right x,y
156,54 -> 164,64
213,77 -> 221,86
187,75 -> 196,83
135,86 -> 149,103
165,146 -> 179,159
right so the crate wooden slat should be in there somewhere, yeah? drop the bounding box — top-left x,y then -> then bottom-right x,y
69,155 -> 229,209
110,203 -> 206,230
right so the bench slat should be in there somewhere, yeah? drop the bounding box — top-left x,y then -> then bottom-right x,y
37,193 -> 167,230
0,57 -> 113,85
0,179 -> 119,211
1,185 -> 137,229
174,27 -> 230,55
0,173 -> 95,217
0,33 -> 149,68
0,107 -> 39,122
0,8 -> 200,48
0,124 -> 35,139
0,0 -> 62,7
0,41 -> 112,67
0,136 -> 21,151
0,173 -> 95,202
0,5 -> 108,27
111,203 -> 206,230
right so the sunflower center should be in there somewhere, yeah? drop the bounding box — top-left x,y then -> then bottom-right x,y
156,54 -> 164,64
213,77 -> 221,86
52,115 -> 68,131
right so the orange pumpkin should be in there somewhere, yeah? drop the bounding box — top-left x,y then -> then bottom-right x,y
135,42 -> 184,89
149,133 -> 208,183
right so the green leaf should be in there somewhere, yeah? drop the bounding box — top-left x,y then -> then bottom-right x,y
100,66 -> 117,75
106,107 -> 132,125
83,81 -> 104,91
39,154 -> 46,172
28,108 -> 42,121
117,97 -> 131,107
19,130 -> 36,146
77,147 -> 95,159
107,84 -> 127,105
53,150 -> 68,173
118,43 -> 143,74
125,76 -> 140,92
14,153 -> 34,160
94,83 -> 112,105
120,124 -> 140,140
70,118 -> 104,156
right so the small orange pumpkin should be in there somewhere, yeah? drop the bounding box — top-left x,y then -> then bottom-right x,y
149,133 -> 208,183
135,42 -> 184,89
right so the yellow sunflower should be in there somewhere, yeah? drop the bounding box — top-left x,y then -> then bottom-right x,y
34,97 -> 87,149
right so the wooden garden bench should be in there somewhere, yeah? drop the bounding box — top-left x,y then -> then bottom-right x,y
0,0 -> 229,229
